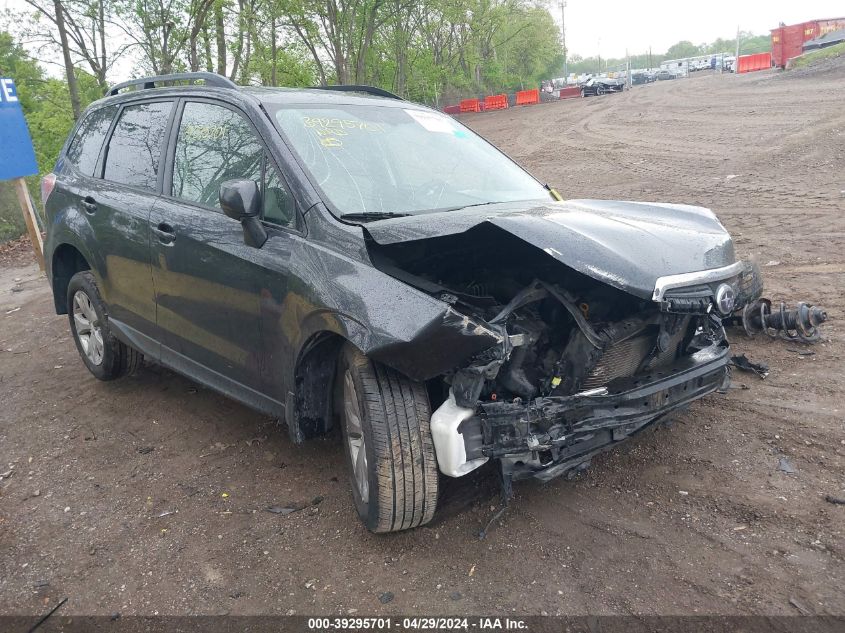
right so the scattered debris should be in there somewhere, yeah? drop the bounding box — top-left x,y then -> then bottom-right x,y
450,591 -> 463,601
155,510 -> 177,518
778,458 -> 797,474
789,597 -> 812,616
32,580 -> 50,589
764,260 -> 780,267
824,495 -> 845,505
378,591 -> 394,604
0,468 -> 14,480
678,490 -> 689,496
730,354 -> 769,379
478,505 -> 508,540
266,496 -> 323,516
5,307 -> 20,315
26,596 -> 67,633
137,446 -> 154,455
786,348 -> 816,356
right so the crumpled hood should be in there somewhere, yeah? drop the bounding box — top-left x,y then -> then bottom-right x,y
364,199 -> 736,300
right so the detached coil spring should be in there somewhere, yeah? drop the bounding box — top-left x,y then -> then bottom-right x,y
741,298 -> 827,343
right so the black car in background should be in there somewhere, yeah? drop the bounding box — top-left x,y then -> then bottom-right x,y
579,77 -> 626,96
43,73 -> 754,532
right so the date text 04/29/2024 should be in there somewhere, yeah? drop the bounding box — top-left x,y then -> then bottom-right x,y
307,617 -> 528,631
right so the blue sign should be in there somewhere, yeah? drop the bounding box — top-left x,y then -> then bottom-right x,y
0,77 -> 39,181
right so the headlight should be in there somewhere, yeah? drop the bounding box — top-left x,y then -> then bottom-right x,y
715,283 -> 736,315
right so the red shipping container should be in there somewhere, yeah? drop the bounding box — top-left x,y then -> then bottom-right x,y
771,18 -> 845,67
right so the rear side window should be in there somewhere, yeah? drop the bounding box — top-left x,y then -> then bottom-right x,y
103,101 -> 173,190
65,106 -> 117,176
172,101 -> 263,209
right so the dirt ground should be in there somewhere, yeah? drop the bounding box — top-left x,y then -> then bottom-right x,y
1,64 -> 844,617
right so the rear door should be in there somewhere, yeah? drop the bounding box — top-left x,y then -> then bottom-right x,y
151,98 -> 295,405
72,100 -> 174,352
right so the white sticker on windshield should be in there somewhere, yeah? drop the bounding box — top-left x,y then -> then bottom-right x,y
405,109 -> 455,133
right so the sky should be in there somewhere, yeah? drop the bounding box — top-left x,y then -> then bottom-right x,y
556,0 -> 845,59
1,0 -> 844,76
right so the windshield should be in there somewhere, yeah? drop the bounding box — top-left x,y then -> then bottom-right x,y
271,104 -> 551,217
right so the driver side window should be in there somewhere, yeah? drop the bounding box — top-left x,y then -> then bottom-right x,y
172,101 -> 263,210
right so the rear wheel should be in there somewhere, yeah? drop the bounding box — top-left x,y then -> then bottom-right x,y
67,271 -> 142,381
336,344 -> 439,533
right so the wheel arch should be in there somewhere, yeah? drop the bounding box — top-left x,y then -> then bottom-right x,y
287,330 -> 350,444
50,242 -> 92,314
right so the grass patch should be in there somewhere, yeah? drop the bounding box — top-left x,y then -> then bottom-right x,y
0,181 -> 26,243
790,42 -> 845,69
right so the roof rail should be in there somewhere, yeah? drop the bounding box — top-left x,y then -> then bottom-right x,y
313,84 -> 403,100
106,72 -> 238,97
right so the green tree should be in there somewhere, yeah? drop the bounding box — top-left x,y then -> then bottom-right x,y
665,40 -> 702,59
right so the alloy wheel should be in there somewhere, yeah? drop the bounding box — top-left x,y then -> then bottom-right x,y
343,369 -> 369,503
72,290 -> 104,366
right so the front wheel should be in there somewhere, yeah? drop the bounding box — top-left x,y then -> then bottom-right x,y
336,344 -> 439,532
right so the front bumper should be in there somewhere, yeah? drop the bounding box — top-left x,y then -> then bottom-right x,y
473,342 -> 731,482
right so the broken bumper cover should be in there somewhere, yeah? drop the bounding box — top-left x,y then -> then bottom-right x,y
473,343 -> 731,482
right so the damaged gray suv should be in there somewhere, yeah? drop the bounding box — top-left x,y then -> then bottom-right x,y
43,73 -> 757,532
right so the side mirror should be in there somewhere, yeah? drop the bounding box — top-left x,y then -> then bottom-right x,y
219,179 -> 267,248
220,179 -> 260,221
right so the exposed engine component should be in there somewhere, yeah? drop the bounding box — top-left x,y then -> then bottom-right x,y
730,298 -> 828,343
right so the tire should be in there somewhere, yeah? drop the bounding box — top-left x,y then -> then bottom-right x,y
67,271 -> 142,381
336,343 -> 439,533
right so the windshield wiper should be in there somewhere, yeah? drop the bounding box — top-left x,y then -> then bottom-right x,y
339,212 -> 411,222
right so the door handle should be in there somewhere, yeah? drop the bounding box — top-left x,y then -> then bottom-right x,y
152,222 -> 176,244
81,196 -> 97,214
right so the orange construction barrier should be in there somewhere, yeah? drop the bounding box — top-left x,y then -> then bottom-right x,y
515,89 -> 540,106
558,86 -> 581,99
737,52 -> 772,73
459,98 -> 481,113
484,94 -> 508,110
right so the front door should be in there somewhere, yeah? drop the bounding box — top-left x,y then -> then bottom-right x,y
150,99 -> 271,402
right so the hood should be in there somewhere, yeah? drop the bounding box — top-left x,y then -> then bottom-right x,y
364,199 -> 736,300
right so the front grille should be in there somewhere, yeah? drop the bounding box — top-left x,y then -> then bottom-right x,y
581,320 -> 689,389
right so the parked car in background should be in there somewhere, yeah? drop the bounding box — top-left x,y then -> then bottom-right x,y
580,77 -> 625,96
656,69 -> 677,80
